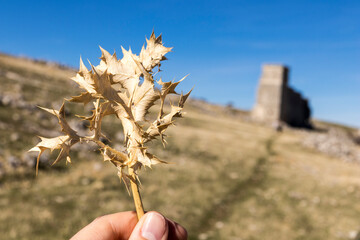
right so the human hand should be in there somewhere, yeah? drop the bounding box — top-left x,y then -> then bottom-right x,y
70,211 -> 188,240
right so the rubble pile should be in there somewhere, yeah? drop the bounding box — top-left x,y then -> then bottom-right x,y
303,128 -> 360,163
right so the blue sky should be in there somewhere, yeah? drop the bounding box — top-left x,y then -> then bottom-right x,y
0,0 -> 359,127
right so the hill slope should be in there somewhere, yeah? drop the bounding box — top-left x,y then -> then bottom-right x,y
0,54 -> 360,240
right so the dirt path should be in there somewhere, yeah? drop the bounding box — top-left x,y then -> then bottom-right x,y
189,135 -> 277,238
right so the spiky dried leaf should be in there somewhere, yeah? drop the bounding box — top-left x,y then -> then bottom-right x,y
140,31 -> 172,71
68,92 -> 93,105
30,31 -> 192,190
29,135 -> 69,175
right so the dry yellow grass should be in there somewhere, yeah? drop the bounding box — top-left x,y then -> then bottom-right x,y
0,55 -> 359,240
0,54 -> 74,80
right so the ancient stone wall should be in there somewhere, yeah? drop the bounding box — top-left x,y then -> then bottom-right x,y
252,64 -> 311,128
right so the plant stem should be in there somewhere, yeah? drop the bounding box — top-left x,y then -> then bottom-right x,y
83,137 -> 144,219
128,167 -> 145,220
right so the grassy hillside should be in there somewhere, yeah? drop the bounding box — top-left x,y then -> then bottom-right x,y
0,54 -> 359,240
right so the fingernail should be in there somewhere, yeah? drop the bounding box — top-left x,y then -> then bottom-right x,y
141,212 -> 166,240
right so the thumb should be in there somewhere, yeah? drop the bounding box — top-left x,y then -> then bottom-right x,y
129,212 -> 169,240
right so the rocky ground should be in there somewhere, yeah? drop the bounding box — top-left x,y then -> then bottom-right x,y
303,127 -> 360,163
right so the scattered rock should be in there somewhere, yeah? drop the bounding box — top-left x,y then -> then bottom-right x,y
303,128 -> 360,163
198,233 -> 208,240
23,152 -> 37,168
0,95 -> 13,106
349,230 -> 360,240
7,155 -> 21,169
12,113 -> 20,122
0,92 -> 30,109
215,221 -> 224,229
93,162 -> 103,171
10,133 -> 19,142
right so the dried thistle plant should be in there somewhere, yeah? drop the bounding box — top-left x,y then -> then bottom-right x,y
29,32 -> 192,220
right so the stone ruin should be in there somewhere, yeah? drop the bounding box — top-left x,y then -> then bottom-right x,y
252,64 -> 311,128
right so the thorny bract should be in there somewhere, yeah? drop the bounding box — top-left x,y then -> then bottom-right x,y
29,32 -> 192,191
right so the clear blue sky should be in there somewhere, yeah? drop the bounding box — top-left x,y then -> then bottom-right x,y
1,0 -> 359,127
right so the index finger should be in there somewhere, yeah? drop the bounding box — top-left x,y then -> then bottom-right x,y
70,211 -> 138,240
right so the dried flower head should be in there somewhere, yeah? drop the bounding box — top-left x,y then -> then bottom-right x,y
29,32 -> 191,218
